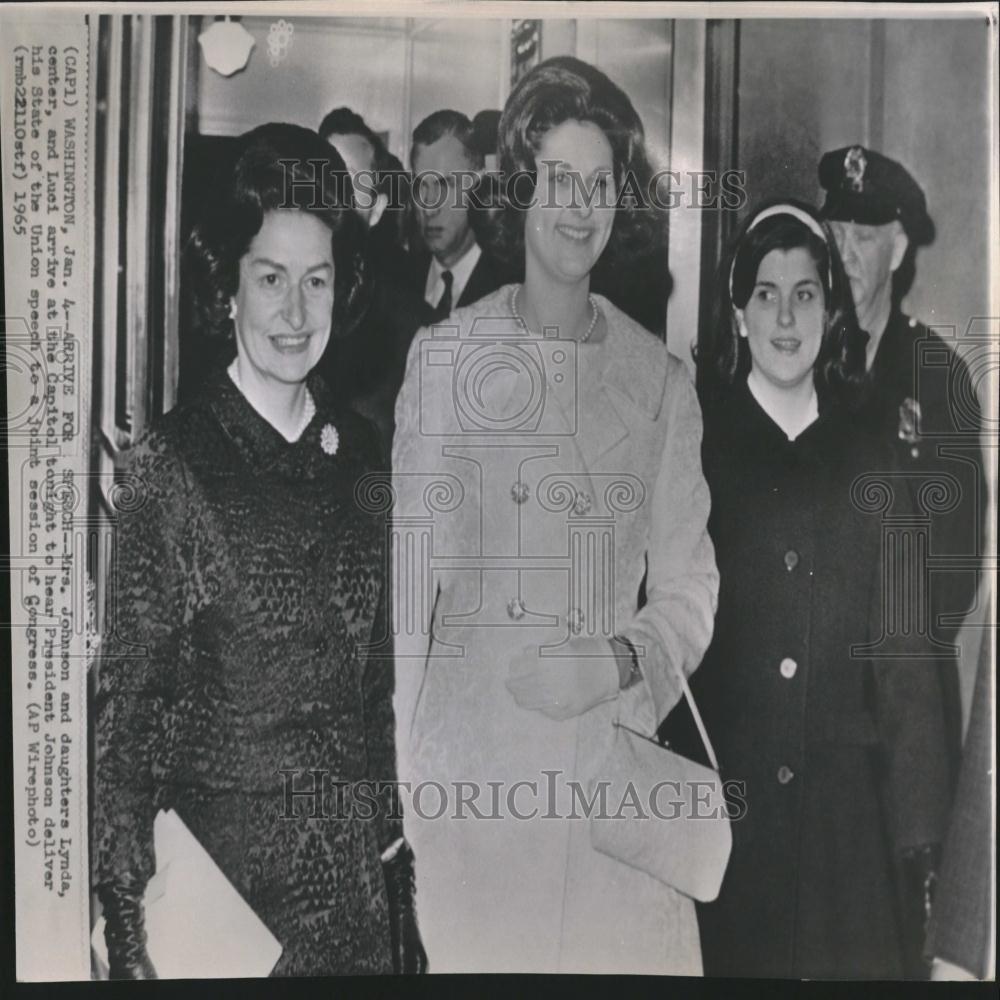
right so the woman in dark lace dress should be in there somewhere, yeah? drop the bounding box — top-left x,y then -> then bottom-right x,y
92,123 -> 426,978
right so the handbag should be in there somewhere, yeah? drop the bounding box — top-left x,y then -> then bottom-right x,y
589,661 -> 732,902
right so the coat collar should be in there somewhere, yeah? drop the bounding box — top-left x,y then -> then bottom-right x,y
566,293 -> 667,471
596,295 -> 668,423
868,308 -> 911,382
480,286 -> 667,472
856,308 -> 915,425
707,378 -> 844,469
205,364 -> 346,479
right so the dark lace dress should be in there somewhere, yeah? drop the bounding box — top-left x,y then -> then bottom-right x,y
92,368 -> 398,975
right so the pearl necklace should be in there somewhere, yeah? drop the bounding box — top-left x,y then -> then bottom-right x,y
511,286 -> 599,343
227,361 -> 315,443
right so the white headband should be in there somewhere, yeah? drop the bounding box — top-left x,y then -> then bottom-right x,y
729,204 -> 830,299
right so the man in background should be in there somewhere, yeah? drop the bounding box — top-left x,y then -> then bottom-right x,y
820,145 -> 984,751
320,107 -> 410,255
819,145 -> 986,978
409,109 -> 507,321
318,107 -> 420,450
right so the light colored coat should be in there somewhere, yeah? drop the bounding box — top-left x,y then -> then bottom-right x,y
391,285 -> 718,973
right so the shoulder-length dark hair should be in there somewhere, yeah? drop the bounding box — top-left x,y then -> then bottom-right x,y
695,199 -> 865,408
488,55 -> 664,273
185,122 -> 367,343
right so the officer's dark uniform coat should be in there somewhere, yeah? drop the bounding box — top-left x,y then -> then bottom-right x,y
817,145 -> 986,770
855,309 -> 985,768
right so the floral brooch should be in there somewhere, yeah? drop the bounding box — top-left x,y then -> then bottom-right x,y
898,397 -> 921,458
320,423 -> 339,455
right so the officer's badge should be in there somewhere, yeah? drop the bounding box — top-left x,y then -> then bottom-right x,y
844,146 -> 867,192
898,397 -> 921,451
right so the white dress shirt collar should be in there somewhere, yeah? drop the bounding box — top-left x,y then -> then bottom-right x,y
424,241 -> 482,311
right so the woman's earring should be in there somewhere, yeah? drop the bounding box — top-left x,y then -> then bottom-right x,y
229,299 -> 238,321
735,310 -> 748,338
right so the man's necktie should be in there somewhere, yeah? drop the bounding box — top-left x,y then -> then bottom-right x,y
431,270 -> 453,322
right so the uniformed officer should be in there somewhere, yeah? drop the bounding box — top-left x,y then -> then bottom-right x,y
819,145 -> 935,364
819,146 -> 985,976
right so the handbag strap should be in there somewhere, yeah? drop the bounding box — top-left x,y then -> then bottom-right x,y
669,659 -> 721,773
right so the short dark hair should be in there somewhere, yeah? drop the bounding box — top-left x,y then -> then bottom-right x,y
410,109 -> 485,171
471,109 -> 502,161
319,106 -> 397,180
319,106 -> 373,146
186,122 -> 367,343
319,107 -> 412,256
488,56 -> 664,273
696,200 -> 865,407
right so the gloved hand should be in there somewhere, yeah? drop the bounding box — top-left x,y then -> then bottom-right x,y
382,841 -> 428,974
97,880 -> 157,980
506,637 -> 620,721
899,843 -> 941,980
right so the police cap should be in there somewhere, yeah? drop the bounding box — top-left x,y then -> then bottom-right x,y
818,145 -> 934,245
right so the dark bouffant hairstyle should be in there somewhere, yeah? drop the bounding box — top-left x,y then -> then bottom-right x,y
488,55 -> 664,272
695,200 -> 866,407
410,109 -> 485,171
186,122 -> 367,342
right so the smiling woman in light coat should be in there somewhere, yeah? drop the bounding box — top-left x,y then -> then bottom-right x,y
391,57 -> 718,974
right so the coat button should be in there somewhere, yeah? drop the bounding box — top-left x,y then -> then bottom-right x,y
572,491 -> 592,516
777,765 -> 794,785
568,607 -> 585,635
779,657 -> 798,679
510,481 -> 530,504
784,549 -> 800,571
507,597 -> 526,621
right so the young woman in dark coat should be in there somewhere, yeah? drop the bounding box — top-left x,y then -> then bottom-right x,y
685,201 -> 952,979
91,124 -> 426,978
